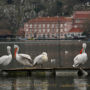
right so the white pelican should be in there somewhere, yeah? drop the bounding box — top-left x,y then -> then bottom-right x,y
14,45 -> 32,66
73,43 -> 88,68
64,50 -> 69,55
51,59 -> 56,63
33,52 -> 48,67
0,46 -> 12,65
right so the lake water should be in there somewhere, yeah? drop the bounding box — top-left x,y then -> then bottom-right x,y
0,75 -> 89,90
0,40 -> 90,90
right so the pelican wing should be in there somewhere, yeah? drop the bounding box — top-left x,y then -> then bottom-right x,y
0,55 -> 8,64
73,53 -> 87,67
16,54 -> 32,66
19,54 -> 32,61
2,55 -> 12,65
33,55 -> 43,65
0,55 -> 12,65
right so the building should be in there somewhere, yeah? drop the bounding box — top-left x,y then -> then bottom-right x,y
23,11 -> 90,40
67,11 -> 90,39
66,27 -> 83,38
72,11 -> 90,29
24,16 -> 72,39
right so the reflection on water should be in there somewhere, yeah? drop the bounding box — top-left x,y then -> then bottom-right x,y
12,77 -> 32,90
0,77 -> 12,90
33,79 -> 48,90
74,78 -> 87,90
0,76 -> 49,90
0,76 -> 89,90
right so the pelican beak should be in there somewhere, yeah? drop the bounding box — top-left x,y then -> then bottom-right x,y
80,48 -> 83,54
14,48 -> 17,58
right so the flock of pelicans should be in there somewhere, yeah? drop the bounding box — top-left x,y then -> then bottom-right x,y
0,43 -> 88,71
0,45 -> 48,67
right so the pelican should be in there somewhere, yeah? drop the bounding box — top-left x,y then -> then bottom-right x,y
73,43 -> 88,68
33,52 -> 48,67
51,59 -> 56,63
64,50 -> 69,55
14,45 -> 32,66
0,46 -> 12,65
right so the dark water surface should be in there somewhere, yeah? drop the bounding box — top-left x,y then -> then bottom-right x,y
0,76 -> 89,90
0,40 -> 89,90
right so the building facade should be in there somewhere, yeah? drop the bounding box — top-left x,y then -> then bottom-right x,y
66,28 -> 83,38
24,16 -> 72,39
23,11 -> 90,39
72,11 -> 90,29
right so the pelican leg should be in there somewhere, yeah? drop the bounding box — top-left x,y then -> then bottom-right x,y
78,66 -> 88,76
73,63 -> 79,67
79,64 -> 83,70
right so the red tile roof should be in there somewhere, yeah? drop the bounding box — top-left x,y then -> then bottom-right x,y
74,14 -> 90,19
28,16 -> 72,23
69,28 -> 83,32
73,11 -> 90,19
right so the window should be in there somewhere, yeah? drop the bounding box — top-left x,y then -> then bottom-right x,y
56,29 -> 58,32
64,23 -> 67,26
64,28 -> 67,32
47,24 -> 50,28
60,24 -> 63,28
43,29 -> 45,32
38,24 -> 41,28
39,29 -> 41,32
25,24 -> 28,27
43,24 -> 45,28
26,29 -> 28,32
52,24 -> 54,28
60,29 -> 63,32
30,24 -> 32,28
34,29 -> 37,32
34,24 -> 37,28
56,24 -> 59,28
47,29 -> 50,32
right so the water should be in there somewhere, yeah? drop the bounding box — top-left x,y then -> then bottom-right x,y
0,76 -> 90,90
0,40 -> 90,90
